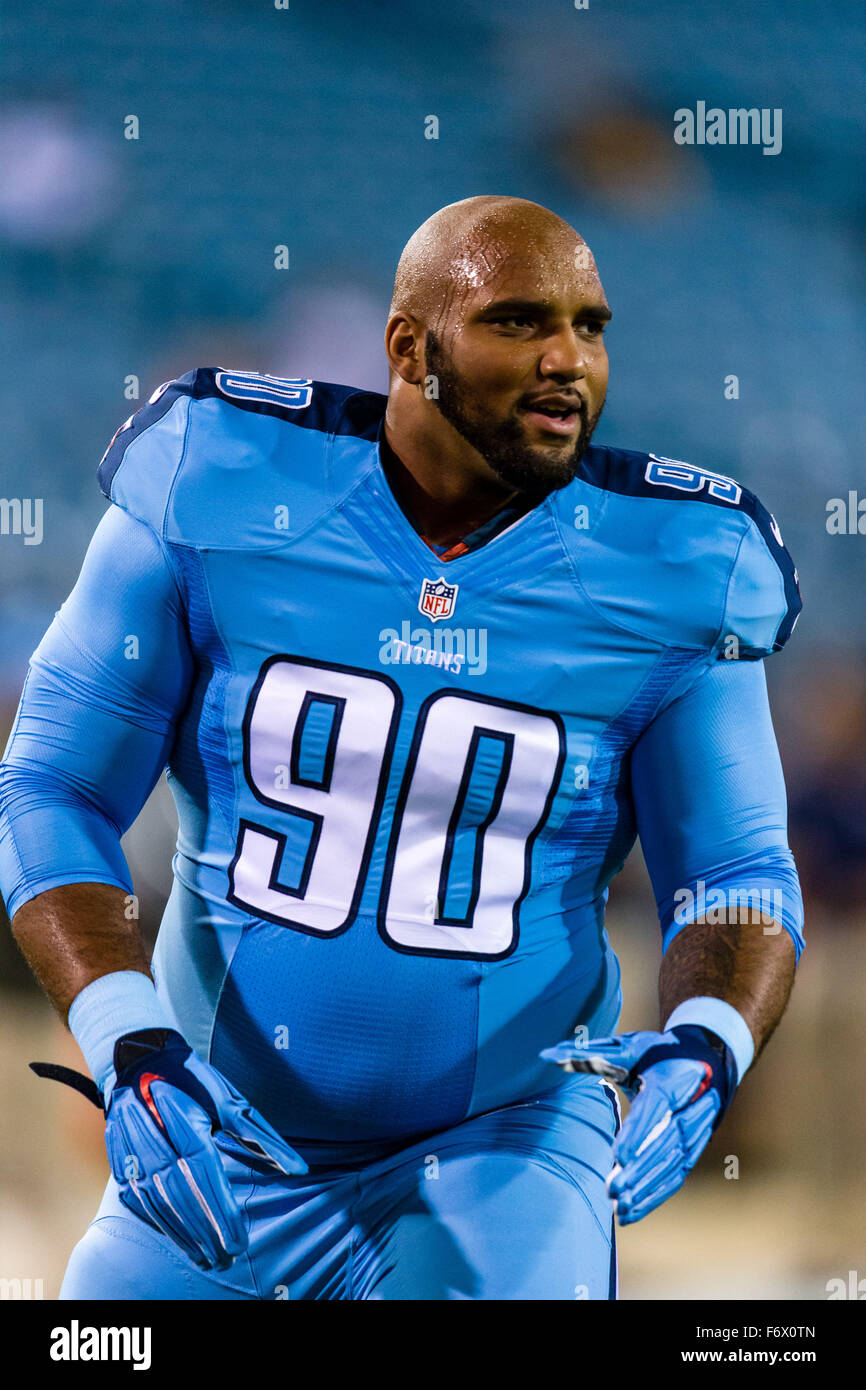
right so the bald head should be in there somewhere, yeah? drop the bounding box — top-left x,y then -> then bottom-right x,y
384,195 -> 610,497
389,195 -> 594,332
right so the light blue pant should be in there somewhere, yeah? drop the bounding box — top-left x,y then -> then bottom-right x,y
62,1073 -> 619,1300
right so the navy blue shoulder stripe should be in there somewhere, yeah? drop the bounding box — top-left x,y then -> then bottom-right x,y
97,378 -> 187,500
580,444 -> 802,651
97,368 -> 387,498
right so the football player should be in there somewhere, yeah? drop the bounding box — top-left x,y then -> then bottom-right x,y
0,196 -> 803,1299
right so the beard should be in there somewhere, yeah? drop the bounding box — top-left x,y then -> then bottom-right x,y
424,329 -> 604,494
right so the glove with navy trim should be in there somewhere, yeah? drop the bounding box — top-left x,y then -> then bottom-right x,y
539,1024 -> 737,1225
31,1027 -> 307,1270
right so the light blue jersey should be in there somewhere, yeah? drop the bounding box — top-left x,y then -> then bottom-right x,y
0,368 -> 803,1163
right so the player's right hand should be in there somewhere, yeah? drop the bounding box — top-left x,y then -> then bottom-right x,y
103,1027 -> 307,1270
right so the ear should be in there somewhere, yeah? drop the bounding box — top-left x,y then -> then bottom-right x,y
384,312 -> 427,386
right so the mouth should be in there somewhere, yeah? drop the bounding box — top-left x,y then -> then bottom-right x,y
518,399 -> 583,437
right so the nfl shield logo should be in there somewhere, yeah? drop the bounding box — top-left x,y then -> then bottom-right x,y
418,575 -> 458,622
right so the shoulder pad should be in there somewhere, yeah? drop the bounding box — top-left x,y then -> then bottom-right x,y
97,368 -> 384,546
564,446 -> 801,657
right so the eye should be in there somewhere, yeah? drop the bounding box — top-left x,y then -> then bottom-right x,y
578,318 -> 607,337
490,315 -> 534,330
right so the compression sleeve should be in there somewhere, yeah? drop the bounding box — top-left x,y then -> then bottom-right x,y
630,657 -> 804,960
0,505 -> 195,920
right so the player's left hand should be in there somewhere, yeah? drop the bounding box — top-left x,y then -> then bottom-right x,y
539,1025 -> 738,1225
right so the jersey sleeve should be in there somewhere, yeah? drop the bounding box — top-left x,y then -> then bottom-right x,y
96,367 -> 366,551
717,496 -> 801,660
0,504 -> 195,920
629,656 -> 805,961
566,449 -> 802,658
96,377 -> 193,534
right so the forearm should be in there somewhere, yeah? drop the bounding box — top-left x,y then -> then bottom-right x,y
11,881 -> 152,1024
659,916 -> 796,1060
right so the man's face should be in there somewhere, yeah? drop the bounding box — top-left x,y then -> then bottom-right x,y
424,242 -> 610,493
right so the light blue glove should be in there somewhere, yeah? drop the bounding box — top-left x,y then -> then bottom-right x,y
540,1025 -> 737,1225
33,1027 -> 307,1270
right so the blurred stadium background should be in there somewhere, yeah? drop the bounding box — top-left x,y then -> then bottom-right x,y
1,0 -> 864,1299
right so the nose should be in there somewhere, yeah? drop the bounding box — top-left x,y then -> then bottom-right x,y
538,325 -> 589,381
